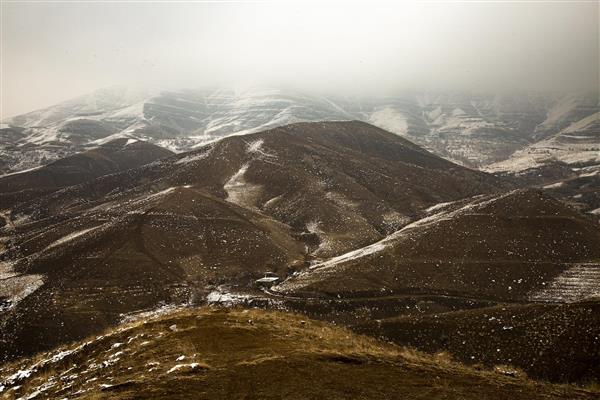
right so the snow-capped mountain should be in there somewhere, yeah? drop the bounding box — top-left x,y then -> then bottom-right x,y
1,86 -> 598,175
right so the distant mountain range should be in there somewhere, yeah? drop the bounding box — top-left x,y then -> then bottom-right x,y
2,86 -> 598,175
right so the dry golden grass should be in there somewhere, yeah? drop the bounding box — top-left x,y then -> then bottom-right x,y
1,306 -> 597,400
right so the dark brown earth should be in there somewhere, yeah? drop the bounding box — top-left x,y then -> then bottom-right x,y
0,138 -> 173,210
494,162 -> 600,214
1,121 -> 598,389
354,299 -> 600,383
0,308 -> 596,400
0,187 -> 303,361
270,188 -> 600,383
8,121 -> 509,256
0,121 -> 509,362
275,189 -> 600,301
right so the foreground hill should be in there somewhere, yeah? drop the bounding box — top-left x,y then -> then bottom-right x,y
0,307 -> 595,400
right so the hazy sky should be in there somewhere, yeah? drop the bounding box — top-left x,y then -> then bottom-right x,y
1,1 -> 598,117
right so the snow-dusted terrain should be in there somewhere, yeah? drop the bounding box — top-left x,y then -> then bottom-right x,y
529,263 -> 600,303
2,86 -> 597,175
486,110 -> 600,173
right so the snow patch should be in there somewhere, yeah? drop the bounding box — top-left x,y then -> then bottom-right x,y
175,146 -> 213,165
543,182 -> 564,189
45,226 -> 100,250
0,165 -> 43,178
529,263 -> 600,303
206,288 -> 251,306
167,363 -> 202,374
425,201 -> 456,213
368,107 -> 408,136
246,139 -> 264,153
0,261 -> 44,310
223,163 -> 262,207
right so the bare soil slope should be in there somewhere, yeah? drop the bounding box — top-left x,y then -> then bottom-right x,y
0,307 -> 595,400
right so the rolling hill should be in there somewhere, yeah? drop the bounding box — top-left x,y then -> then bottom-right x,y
0,121 -> 507,362
0,307 -> 595,400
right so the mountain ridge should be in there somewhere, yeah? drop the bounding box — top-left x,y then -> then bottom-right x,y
2,87 -> 597,175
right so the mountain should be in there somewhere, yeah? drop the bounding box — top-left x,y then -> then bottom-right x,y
0,121 -> 507,362
6,121 -> 507,255
0,138 -> 173,210
2,121 -> 599,387
485,108 -> 600,214
274,189 -> 600,301
487,110 -> 600,173
271,189 -> 600,381
0,307 -> 594,400
0,184 -> 304,360
3,87 -> 597,174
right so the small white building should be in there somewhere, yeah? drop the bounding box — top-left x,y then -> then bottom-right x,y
255,272 -> 279,287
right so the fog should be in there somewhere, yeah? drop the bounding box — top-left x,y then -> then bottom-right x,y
1,1 -> 598,117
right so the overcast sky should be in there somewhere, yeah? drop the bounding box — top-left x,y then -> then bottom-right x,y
1,1 -> 598,117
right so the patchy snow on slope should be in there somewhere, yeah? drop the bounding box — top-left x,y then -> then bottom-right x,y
368,107 -> 409,136
21,127 -> 63,145
425,200 -> 457,213
167,363 -> 202,374
0,261 -> 44,310
223,163 -> 262,207
246,139 -> 264,153
308,241 -> 388,271
175,146 -> 213,165
382,211 -> 411,231
529,263 -> 600,303
305,220 -> 336,255
206,288 -> 251,306
263,195 -> 283,209
138,187 -> 178,203
89,132 -> 133,146
120,303 -> 184,324
484,154 -> 545,173
325,191 -> 359,210
45,226 -> 100,250
578,169 -> 599,178
0,165 -> 43,178
543,182 -> 564,189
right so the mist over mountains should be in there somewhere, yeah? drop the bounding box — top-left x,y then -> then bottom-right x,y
2,86 -> 598,175
1,2 -> 599,399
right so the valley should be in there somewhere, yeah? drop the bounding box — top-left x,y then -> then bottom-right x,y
1,120 -> 599,398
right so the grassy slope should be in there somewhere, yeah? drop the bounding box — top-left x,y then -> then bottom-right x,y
0,307 -> 596,400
